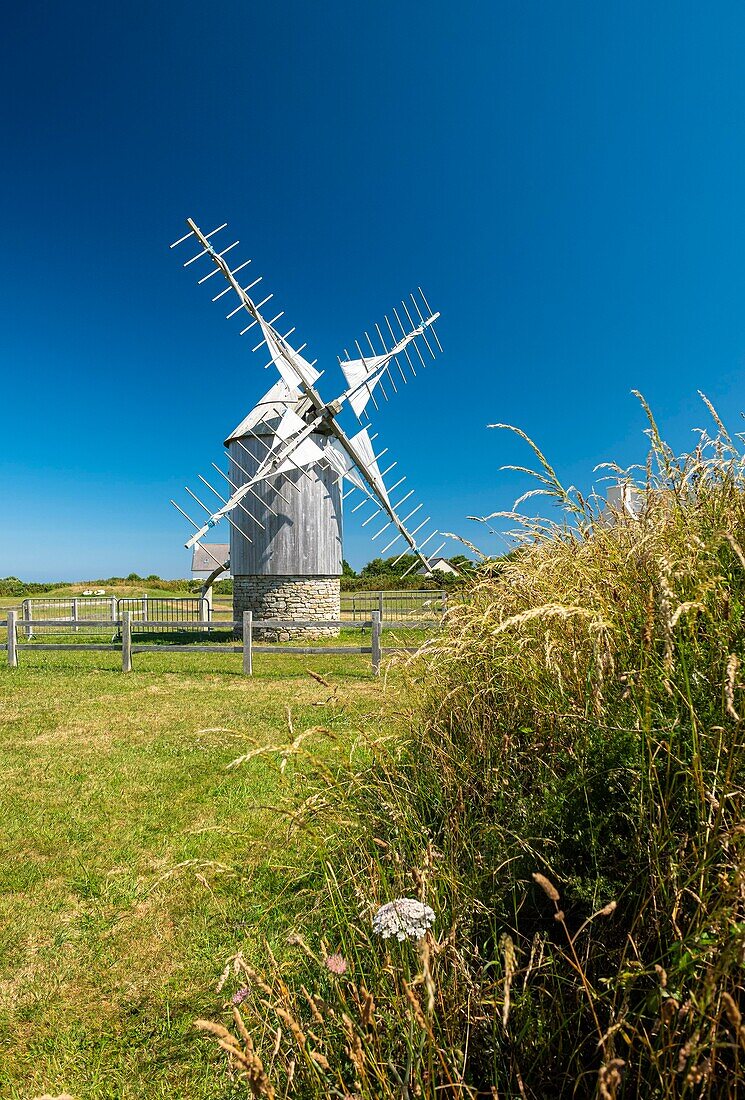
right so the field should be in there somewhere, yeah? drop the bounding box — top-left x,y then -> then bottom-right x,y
0,648 -> 404,1099
6,414 -> 744,1098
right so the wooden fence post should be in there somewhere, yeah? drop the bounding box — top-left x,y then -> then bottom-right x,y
371,610 -> 381,676
378,591 -> 384,621
23,600 -> 32,639
121,611 -> 132,672
242,611 -> 253,675
7,610 -> 17,668
72,597 -> 79,634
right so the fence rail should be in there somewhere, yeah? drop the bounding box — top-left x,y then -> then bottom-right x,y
20,596 -> 118,637
2,611 -> 431,676
117,596 -> 208,632
15,590 -> 447,636
20,596 -> 209,637
340,588 -> 447,621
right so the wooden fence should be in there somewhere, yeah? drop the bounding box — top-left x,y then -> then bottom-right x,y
1,611 -> 431,676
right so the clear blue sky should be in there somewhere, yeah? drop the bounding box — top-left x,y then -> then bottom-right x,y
2,2 -> 744,580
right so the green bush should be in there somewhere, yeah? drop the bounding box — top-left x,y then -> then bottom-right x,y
200,398 -> 745,1098
0,577 -> 60,597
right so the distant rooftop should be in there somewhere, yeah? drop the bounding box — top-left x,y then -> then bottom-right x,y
191,544 -> 230,575
416,557 -> 459,577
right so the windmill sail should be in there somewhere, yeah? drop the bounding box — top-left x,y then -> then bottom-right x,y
338,300 -> 442,419
339,355 -> 389,417
259,317 -> 321,391
226,378 -> 300,441
346,427 -> 390,504
169,216 -> 450,572
322,440 -> 368,494
327,424 -> 439,567
274,436 -> 325,474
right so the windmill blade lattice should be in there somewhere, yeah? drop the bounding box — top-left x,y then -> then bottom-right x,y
169,218 -> 448,577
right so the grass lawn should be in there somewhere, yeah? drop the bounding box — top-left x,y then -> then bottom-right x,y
0,649 -> 406,1098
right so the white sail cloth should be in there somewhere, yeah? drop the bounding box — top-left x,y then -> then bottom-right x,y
226,378 -> 300,442
260,319 -> 320,391
339,353 -> 388,417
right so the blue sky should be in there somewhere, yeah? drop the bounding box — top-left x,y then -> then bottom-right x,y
2,2 -> 745,579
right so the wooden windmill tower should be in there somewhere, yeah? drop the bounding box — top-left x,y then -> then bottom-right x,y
170,217 -> 448,637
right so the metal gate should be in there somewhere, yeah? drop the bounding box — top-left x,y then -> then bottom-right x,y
20,596 -> 118,636
117,596 -> 208,633
340,589 -> 447,622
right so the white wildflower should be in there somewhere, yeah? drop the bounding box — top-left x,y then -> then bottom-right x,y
372,898 -> 435,941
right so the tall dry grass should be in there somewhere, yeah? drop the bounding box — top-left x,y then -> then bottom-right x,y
200,396 -> 745,1098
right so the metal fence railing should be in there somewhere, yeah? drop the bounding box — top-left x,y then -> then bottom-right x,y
20,596 -> 118,637
340,588 -> 447,622
15,589 -> 447,637
19,596 -> 210,636
117,596 -> 208,633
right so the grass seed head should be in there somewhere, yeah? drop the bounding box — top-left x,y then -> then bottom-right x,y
532,872 -> 560,903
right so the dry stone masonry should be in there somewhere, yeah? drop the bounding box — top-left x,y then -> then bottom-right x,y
234,575 -> 340,640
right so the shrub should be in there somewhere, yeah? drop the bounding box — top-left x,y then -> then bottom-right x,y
0,577 -> 60,597
199,396 -> 745,1097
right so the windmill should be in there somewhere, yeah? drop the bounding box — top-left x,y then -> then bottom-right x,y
169,217 -> 448,637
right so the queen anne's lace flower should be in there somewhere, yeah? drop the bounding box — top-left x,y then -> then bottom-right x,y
372,898 -> 435,941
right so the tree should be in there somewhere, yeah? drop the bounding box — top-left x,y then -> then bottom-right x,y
360,554 -> 419,578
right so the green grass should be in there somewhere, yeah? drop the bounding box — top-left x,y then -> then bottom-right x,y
0,649 -> 404,1098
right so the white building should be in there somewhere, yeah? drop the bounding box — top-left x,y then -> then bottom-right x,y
416,556 -> 459,578
191,543 -> 230,581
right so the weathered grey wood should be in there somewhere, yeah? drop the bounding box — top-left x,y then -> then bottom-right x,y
133,620 -> 231,629
131,645 -> 243,653
23,600 -> 33,639
245,619 -> 351,629
130,645 -> 367,654
371,610 -> 381,675
6,616 -> 435,630
121,611 -> 132,672
253,646 -> 370,655
17,618 -> 122,627
243,611 -> 253,675
20,644 -> 121,651
7,611 -> 17,668
228,431 -> 342,576
372,620 -> 436,629
201,586 -> 212,626
9,641 -> 408,657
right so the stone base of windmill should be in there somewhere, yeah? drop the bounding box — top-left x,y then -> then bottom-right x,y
233,575 -> 340,640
